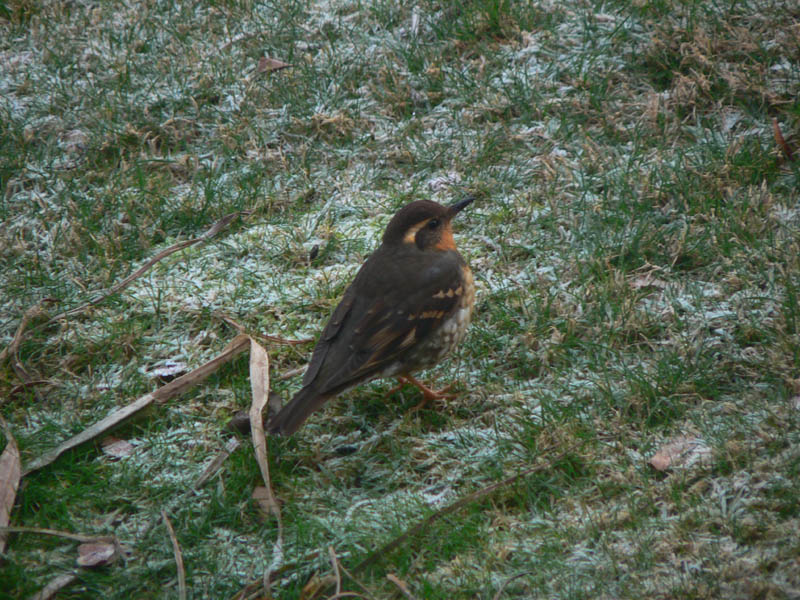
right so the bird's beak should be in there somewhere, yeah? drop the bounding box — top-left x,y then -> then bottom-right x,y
448,196 -> 474,218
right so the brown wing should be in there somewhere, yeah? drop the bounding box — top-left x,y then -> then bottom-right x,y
304,247 -> 465,396
301,284 -> 357,387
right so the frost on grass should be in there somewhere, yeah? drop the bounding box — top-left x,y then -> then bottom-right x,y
2,0 -> 800,597
125,197 -> 387,325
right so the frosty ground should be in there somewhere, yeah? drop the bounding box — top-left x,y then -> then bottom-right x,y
1,0 -> 799,598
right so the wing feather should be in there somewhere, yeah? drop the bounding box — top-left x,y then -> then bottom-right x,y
300,246 -> 466,396
320,267 -> 463,392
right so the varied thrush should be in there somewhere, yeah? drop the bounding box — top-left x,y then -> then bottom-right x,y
267,198 -> 475,435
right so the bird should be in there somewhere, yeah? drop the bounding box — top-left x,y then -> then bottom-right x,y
267,197 -> 475,436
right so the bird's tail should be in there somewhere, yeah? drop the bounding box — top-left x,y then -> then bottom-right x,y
266,385 -> 331,436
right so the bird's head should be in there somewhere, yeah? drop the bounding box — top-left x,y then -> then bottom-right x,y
382,198 -> 473,251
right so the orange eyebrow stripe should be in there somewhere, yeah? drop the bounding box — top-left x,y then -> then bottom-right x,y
402,219 -> 431,244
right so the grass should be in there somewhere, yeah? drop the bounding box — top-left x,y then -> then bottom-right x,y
1,0 -> 799,598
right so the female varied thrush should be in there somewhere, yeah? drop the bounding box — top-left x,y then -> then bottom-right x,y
267,198 -> 475,436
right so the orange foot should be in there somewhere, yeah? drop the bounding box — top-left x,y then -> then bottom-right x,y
389,374 -> 456,411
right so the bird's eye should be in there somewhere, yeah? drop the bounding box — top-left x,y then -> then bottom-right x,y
427,219 -> 440,230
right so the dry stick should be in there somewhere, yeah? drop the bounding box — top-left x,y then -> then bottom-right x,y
353,453 -> 563,573
162,511 -> 187,600
46,211 -> 246,324
386,574 -> 417,600
329,546 -> 342,597
229,550 -> 324,600
29,573 -> 78,600
247,338 -> 284,595
0,417 -> 22,554
277,366 -> 306,381
0,212 -> 245,393
491,571 -> 534,600
0,526 -> 117,544
6,527 -> 130,564
338,562 -> 377,600
219,31 -> 268,51
193,437 -> 241,490
260,334 -> 312,347
0,302 -> 47,365
215,312 -> 247,334
139,437 -> 243,541
213,312 -> 313,347
7,380 -> 52,398
23,334 -> 250,475
773,118 -> 794,161
0,302 -> 49,394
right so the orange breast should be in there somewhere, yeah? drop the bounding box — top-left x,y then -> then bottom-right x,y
434,224 -> 457,251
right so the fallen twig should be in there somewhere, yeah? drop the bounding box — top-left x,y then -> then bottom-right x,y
0,526 -> 118,544
162,511 -> 187,600
0,213 -> 246,392
278,366 -> 306,381
23,334 -> 250,475
491,571 -> 534,600
229,550 -> 324,599
330,546 -> 342,597
773,118 -> 795,161
213,312 -> 313,347
0,418 -> 22,554
29,573 -> 78,600
5,380 -> 53,405
386,574 -> 417,600
353,452 -> 562,573
0,302 -> 48,366
46,211 -> 246,324
193,437 -> 241,490
338,562 -> 377,600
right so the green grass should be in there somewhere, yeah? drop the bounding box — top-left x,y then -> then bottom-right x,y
2,0 -> 800,598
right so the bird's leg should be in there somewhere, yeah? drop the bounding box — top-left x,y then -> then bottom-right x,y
384,376 -> 410,398
400,374 -> 456,410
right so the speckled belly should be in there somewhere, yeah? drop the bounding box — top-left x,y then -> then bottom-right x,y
400,264 -> 475,374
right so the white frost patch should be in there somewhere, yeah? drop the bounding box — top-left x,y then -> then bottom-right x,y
425,426 -> 500,462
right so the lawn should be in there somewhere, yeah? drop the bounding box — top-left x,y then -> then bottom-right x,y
1,0 -> 799,598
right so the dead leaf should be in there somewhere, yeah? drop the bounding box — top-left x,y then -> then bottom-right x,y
649,436 -> 711,471
252,486 -> 274,520
76,541 -> 117,567
248,338 -> 284,593
0,418 -> 21,554
257,56 -> 290,73
101,436 -> 135,459
248,339 -> 277,518
23,334 -> 250,475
